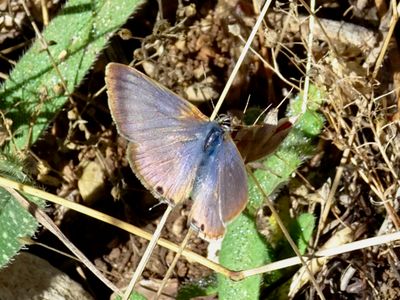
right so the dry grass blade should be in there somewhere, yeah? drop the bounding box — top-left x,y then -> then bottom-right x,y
122,205 -> 173,300
0,175 -> 233,274
5,187 -> 120,294
241,228 -> 400,277
155,228 -> 194,299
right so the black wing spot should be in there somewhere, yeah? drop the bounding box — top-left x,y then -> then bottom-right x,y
200,224 -> 205,231
156,186 -> 164,195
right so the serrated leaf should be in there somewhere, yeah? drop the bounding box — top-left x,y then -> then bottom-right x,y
0,0 -> 142,151
0,156 -> 44,268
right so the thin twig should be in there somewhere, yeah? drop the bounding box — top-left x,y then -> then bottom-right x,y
372,1 -> 399,79
155,228 -> 194,299
123,205 -> 172,300
40,0 -> 49,26
247,167 -> 326,300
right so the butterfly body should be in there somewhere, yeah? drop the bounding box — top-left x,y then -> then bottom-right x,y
106,63 -> 248,239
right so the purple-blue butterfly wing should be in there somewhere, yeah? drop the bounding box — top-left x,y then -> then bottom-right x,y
106,63 -> 248,238
190,134 -> 248,239
106,63 -> 209,205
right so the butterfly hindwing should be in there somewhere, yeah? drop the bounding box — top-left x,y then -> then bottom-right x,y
190,133 -> 248,238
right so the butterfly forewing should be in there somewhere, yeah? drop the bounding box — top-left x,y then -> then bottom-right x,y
217,136 -> 248,223
106,63 -> 208,141
126,123 -> 209,204
106,63 -> 209,204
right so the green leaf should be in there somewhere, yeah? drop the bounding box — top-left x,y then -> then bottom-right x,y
0,156 -> 44,268
114,291 -> 147,300
218,214 -> 272,300
291,213 -> 315,254
0,0 -> 143,270
0,0 -> 142,152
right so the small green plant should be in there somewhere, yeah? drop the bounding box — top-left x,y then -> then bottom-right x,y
217,86 -> 324,299
0,0 -> 142,269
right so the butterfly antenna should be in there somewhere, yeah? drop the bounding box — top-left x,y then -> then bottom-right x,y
243,94 -> 251,115
253,104 -> 272,125
155,227 -> 194,299
122,205 -> 173,300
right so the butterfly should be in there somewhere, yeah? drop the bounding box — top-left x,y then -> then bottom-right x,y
105,63 -> 248,239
